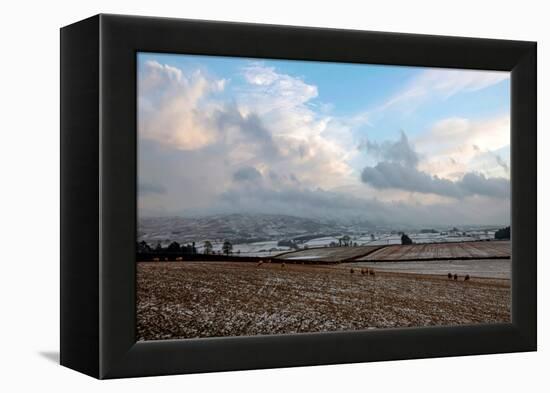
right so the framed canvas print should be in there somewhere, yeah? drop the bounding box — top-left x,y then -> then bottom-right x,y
60,14 -> 537,379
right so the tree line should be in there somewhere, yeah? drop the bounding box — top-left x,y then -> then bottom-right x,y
137,239 -> 235,256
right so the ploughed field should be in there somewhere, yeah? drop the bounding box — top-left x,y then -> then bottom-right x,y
355,240 -> 510,261
137,261 -> 511,341
274,240 -> 510,263
276,245 -> 383,262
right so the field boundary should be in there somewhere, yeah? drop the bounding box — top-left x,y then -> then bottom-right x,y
350,255 -> 511,263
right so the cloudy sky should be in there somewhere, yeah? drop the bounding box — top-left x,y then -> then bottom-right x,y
138,52 -> 510,227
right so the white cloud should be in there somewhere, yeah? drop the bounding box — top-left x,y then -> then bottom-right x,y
237,62 -> 356,189
138,59 -> 510,226
415,115 -> 510,180
138,59 -> 359,217
377,68 -> 509,112
241,62 -> 318,110
138,60 -> 227,151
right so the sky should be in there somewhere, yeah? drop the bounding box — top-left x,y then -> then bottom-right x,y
137,52 -> 510,227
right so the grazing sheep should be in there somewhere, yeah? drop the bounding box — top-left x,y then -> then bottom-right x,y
350,268 -> 355,274
256,260 -> 263,267
464,274 -> 470,281
152,257 -> 160,262
360,269 -> 365,275
281,263 -> 286,269
453,274 -> 458,281
369,270 -> 375,277
175,257 -> 183,261
448,273 -> 452,279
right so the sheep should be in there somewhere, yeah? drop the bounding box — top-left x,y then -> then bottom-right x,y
369,269 -> 375,277
281,263 -> 286,269
152,257 -> 160,262
350,268 -> 355,274
453,274 -> 458,281
256,260 -> 264,267
175,257 -> 183,261
447,273 -> 452,280
464,274 -> 470,281
360,269 -> 365,275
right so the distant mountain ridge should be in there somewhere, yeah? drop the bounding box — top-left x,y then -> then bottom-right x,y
138,213 -> 373,245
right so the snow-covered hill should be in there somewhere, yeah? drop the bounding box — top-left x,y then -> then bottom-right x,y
138,213 -> 373,246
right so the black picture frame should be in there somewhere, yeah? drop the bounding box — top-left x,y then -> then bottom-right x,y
60,14 -> 537,379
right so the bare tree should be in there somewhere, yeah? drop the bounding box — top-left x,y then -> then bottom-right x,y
222,240 -> 233,256
203,240 -> 213,255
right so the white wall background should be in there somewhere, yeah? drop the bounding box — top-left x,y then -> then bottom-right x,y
0,0 -> 546,391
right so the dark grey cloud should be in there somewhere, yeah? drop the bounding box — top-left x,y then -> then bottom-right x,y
460,172 -> 509,198
214,104 -> 279,159
138,182 -> 166,195
360,131 -> 510,199
359,130 -> 419,167
233,166 -> 262,182
361,162 -> 460,197
361,162 -> 509,199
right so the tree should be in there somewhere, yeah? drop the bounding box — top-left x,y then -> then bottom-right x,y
203,240 -> 213,255
495,226 -> 510,240
155,242 -> 162,251
167,241 -> 180,252
341,235 -> 351,247
222,240 -> 233,256
137,240 -> 151,253
401,233 -> 413,245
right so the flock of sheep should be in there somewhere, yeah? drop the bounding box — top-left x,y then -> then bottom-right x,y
256,260 -> 473,282
188,259 -> 476,283
447,272 -> 471,281
349,267 -> 375,276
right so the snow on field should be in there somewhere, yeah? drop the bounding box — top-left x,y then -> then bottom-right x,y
137,262 -> 511,341
300,233 -> 479,247
304,236 -> 340,247
358,241 -> 510,261
194,240 -> 291,257
277,245 -> 382,262
346,259 -> 511,279
277,240 -> 509,263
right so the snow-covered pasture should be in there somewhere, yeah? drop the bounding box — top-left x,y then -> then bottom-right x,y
137,261 -> 511,341
277,245 -> 382,262
345,258 -> 511,279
